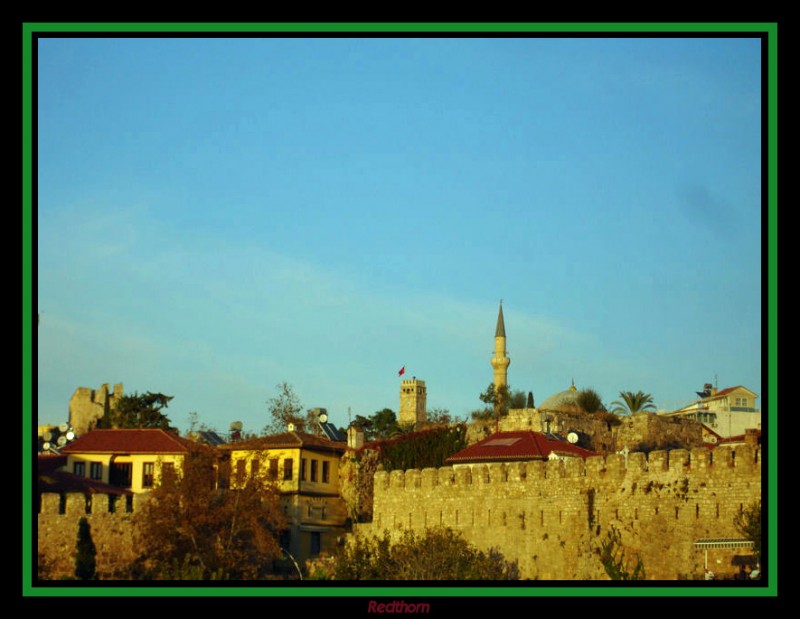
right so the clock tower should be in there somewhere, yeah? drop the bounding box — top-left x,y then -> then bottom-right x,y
399,377 -> 427,427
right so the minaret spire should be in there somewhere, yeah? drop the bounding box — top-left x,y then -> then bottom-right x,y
490,301 -> 510,391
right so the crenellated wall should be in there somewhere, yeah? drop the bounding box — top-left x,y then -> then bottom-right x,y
37,491 -> 148,579
358,445 -> 761,580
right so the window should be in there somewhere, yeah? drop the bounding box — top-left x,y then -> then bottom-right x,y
310,459 -> 318,482
322,461 -> 330,484
301,458 -> 307,481
310,532 -> 321,557
89,462 -> 102,480
283,458 -> 293,481
73,462 -> 86,477
142,462 -> 155,488
110,462 -> 132,488
251,458 -> 260,478
236,460 -> 246,485
269,458 -> 279,481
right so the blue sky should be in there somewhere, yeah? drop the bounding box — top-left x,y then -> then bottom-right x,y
36,36 -> 763,436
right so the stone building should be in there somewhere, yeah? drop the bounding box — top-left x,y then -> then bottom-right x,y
399,378 -> 427,427
68,383 -> 124,436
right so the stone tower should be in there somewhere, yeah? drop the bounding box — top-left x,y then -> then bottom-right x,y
491,301 -> 510,391
399,378 -> 427,427
69,383 -> 123,436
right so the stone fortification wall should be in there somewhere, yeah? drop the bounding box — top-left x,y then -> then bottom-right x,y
37,492 -> 147,579
359,445 -> 760,580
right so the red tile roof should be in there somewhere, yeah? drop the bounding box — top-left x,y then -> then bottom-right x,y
708,386 -> 757,399
38,469 -> 133,495
60,429 -> 197,454
218,431 -> 345,454
445,431 -> 597,464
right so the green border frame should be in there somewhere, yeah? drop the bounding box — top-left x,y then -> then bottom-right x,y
23,21 -> 777,599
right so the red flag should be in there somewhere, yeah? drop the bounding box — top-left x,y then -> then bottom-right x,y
398,365 -> 405,376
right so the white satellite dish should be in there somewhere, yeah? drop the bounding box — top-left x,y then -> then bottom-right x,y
66,431 -> 75,441
58,422 -> 69,433
567,432 -> 579,444
319,412 -> 328,423
57,435 -> 67,446
287,422 -> 296,432
230,420 -> 243,431
43,431 -> 53,441
42,442 -> 51,451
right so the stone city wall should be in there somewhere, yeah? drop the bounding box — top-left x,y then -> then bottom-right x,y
37,492 -> 147,580
359,444 -> 761,580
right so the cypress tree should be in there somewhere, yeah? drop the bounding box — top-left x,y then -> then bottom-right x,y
75,516 -> 97,580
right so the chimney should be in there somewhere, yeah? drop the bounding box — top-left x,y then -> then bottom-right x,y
347,426 -> 365,450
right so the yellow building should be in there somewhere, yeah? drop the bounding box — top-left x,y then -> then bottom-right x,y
218,430 -> 347,570
59,428 -> 197,493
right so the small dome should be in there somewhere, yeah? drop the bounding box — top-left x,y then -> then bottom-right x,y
539,382 -> 579,411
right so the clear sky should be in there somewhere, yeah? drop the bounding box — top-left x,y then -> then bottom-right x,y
36,35 -> 763,436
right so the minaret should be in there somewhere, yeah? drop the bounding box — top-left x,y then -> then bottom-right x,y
491,301 -> 510,391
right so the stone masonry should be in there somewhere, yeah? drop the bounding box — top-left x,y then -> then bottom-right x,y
359,444 -> 761,580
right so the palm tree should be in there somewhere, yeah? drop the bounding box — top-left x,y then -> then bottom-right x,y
610,391 -> 656,415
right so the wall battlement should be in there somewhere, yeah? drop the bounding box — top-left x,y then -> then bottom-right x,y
365,446 -> 761,580
37,491 -> 148,579
374,445 -> 759,489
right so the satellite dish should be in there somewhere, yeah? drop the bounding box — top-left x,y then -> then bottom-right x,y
43,431 -> 52,441
58,422 -> 69,433
230,420 -> 243,431
57,435 -> 67,446
42,442 -> 51,451
287,422 -> 296,432
319,412 -> 328,423
567,432 -> 579,444
708,435 -> 718,444
66,431 -> 75,441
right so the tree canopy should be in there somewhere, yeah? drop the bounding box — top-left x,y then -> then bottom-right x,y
96,391 -> 175,431
264,382 -> 305,435
733,499 -> 761,562
352,409 -> 401,441
610,390 -> 657,415
576,388 -> 605,414
320,528 -> 519,580
133,447 -> 286,580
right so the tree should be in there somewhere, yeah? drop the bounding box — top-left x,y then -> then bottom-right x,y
610,390 -> 657,416
96,391 -> 175,431
576,388 -> 604,414
597,525 -> 645,580
264,382 -> 304,435
426,408 -> 452,425
372,408 -> 401,438
733,500 -> 761,562
527,391 -> 535,408
75,517 -> 97,580
325,528 -> 519,580
508,389 -> 527,410
478,383 -> 511,416
134,447 -> 287,580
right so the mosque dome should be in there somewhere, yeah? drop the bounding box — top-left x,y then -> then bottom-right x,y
539,383 -> 580,412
